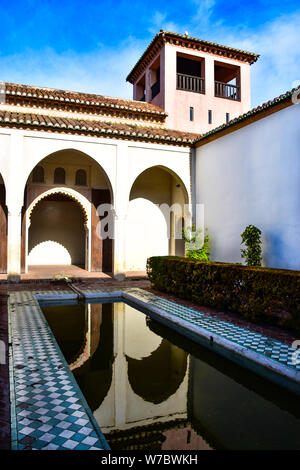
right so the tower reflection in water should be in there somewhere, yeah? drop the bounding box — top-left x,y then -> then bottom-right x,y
42,301 -> 300,450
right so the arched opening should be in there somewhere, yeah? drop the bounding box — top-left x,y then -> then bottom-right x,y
28,192 -> 87,267
32,165 -> 44,183
75,169 -> 87,186
22,149 -> 114,275
126,166 -> 189,271
0,173 -> 7,273
54,167 -> 66,184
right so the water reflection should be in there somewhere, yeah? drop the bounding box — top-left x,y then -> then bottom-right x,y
42,301 -> 300,450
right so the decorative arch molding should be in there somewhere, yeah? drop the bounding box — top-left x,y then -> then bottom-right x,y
26,186 -> 91,229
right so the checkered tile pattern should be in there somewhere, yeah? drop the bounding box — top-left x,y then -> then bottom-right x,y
9,292 -> 109,450
122,288 -> 300,373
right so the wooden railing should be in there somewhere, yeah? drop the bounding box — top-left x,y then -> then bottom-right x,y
177,73 -> 205,94
215,81 -> 240,101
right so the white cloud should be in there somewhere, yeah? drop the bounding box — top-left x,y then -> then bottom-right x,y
0,37 -> 144,100
235,13 -> 300,106
0,9 -> 299,108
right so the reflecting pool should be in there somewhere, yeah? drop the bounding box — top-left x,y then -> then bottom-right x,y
41,301 -> 300,450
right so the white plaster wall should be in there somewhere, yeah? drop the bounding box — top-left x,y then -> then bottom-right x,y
164,43 -> 251,133
195,103 -> 300,269
0,127 -> 191,277
125,198 -> 169,271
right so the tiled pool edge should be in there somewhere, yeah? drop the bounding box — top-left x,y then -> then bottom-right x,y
8,298 -> 18,450
8,291 -> 110,451
126,291 -> 300,394
34,295 -> 110,450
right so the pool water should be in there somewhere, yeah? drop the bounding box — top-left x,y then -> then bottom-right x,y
41,300 -> 300,450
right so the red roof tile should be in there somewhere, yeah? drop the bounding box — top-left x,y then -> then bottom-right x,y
127,30 -> 259,83
4,82 -> 167,121
0,110 -> 197,146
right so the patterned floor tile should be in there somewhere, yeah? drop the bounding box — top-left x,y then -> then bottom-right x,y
9,291 -> 109,451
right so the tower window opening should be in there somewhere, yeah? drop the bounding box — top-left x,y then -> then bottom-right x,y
208,110 -> 212,124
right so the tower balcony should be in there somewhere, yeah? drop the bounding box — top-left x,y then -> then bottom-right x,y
215,81 -> 240,101
176,73 -> 205,94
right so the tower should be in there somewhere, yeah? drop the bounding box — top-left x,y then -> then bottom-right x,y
126,31 -> 259,133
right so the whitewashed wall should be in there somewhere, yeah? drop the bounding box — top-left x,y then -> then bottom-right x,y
195,103 -> 300,269
0,128 -> 191,279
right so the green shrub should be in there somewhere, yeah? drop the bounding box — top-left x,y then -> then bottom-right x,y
241,225 -> 262,266
146,256 -> 300,333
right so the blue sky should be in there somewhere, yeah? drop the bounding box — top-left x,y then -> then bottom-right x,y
0,0 -> 299,107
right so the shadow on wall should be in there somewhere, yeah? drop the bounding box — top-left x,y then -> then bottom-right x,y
264,229 -> 300,269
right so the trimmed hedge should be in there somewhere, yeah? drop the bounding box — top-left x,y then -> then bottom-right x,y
146,256 -> 300,333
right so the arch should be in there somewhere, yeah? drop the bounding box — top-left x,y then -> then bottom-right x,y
126,165 -> 190,269
23,149 -> 115,274
26,187 -> 90,271
22,147 -> 114,205
75,169 -> 87,186
54,167 -> 66,184
27,187 -> 90,228
128,165 -> 190,206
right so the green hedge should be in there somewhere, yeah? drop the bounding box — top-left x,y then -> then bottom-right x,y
146,256 -> 300,333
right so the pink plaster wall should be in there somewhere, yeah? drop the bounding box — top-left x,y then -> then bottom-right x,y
132,42 -> 252,135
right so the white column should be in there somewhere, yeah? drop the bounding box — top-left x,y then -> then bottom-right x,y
205,55 -> 215,99
7,210 -> 22,282
113,142 -> 129,280
6,132 -> 24,282
114,213 -> 127,280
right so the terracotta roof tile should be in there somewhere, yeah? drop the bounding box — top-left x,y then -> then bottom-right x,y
4,82 -> 167,120
194,86 -> 300,145
0,109 -> 197,146
127,30 -> 259,83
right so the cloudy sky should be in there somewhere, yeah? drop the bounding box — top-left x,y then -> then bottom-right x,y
0,0 -> 299,107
